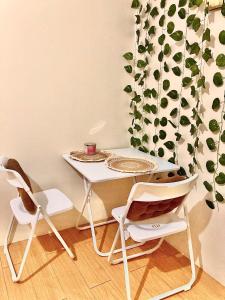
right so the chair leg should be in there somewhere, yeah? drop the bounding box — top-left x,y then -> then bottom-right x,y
184,224 -> 196,290
119,222 -> 132,300
4,214 -> 39,282
108,226 -> 120,263
42,211 -> 75,259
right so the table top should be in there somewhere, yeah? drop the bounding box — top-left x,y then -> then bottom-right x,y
63,147 -> 179,183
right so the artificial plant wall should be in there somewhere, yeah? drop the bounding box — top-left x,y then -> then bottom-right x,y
124,0 -> 225,209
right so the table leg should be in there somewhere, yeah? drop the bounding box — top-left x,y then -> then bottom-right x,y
76,177 -> 116,256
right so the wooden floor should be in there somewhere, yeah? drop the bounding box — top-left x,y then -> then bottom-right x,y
0,223 -> 225,300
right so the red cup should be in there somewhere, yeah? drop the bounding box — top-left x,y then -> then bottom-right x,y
84,143 -> 96,155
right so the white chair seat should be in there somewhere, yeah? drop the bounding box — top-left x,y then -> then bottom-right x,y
10,189 -> 73,225
112,205 -> 187,243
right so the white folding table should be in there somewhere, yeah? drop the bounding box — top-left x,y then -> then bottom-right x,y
63,147 -> 179,256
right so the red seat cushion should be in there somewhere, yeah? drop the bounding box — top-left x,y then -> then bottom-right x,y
127,175 -> 186,221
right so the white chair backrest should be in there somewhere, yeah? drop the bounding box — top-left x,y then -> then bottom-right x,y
0,156 -> 30,191
0,156 -> 39,210
128,174 -> 198,203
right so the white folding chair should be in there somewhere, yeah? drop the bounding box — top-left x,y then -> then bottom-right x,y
0,156 -> 75,282
108,174 -> 198,300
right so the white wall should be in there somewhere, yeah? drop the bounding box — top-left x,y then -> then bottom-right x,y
0,0 -> 132,243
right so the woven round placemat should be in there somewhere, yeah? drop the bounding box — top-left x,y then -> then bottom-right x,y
70,150 -> 111,162
106,156 -> 158,173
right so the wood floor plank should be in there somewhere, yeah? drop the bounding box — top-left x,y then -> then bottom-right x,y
3,267 -> 37,300
0,258 -> 8,300
1,224 -> 225,300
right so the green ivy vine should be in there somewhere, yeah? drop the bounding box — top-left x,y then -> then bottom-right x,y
124,0 -> 225,209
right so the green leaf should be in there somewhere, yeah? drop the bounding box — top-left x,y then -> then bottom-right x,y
150,7 -> 159,18
187,143 -> 194,154
172,66 -> 181,76
134,73 -> 141,82
138,45 -> 146,54
209,119 -> 220,132
175,132 -> 182,141
190,124 -> 197,135
151,88 -> 158,98
173,52 -> 182,62
153,135 -> 159,144
131,136 -> 141,147
150,104 -> 157,114
206,138 -> 216,150
219,154 -> 225,166
160,0 -> 166,9
168,4 -> 176,17
191,85 -> 196,97
139,146 -> 149,153
182,77 -> 192,87
124,85 -> 132,93
187,14 -> 196,27
143,89 -> 151,97
159,130 -> 167,140
202,48 -> 213,62
158,51 -> 164,62
213,72 -> 224,87
123,52 -> 133,60
153,69 -> 160,81
124,65 -> 132,73
160,97 -> 168,108
145,3 -> 151,13
190,64 -> 200,77
178,8 -> 186,19
164,44 -> 171,55
179,0 -> 187,7
203,181 -> 213,192
202,28 -> 211,42
167,90 -> 179,99
197,76 -> 206,88
164,141 -> 175,150
150,150 -> 156,156
181,97 -> 189,108
144,117 -> 151,125
215,172 -> 225,184
158,34 -> 166,46
216,54 -> 225,67
180,115 -> 190,126
170,108 -> 178,117
163,80 -> 170,91
137,60 -> 147,68
159,15 -> 166,27
221,130 -> 225,142
143,20 -> 149,30
185,57 -> 197,68
143,104 -> 151,113
136,29 -> 140,43
222,3 -> 225,16
192,17 -> 201,32
212,98 -> 220,111
134,124 -> 142,132
132,94 -> 141,103
135,15 -> 141,24
205,200 -> 215,209
160,117 -> 168,126
148,26 -> 156,36
164,62 -> 170,72
131,0 -> 140,9
219,30 -> 225,45
170,31 -> 183,41
189,42 -> 200,55
167,22 -> 175,34
158,148 -> 165,157
206,160 -> 215,173
215,192 -> 224,202
154,118 -> 160,126
178,167 -> 187,177
128,127 -> 133,134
